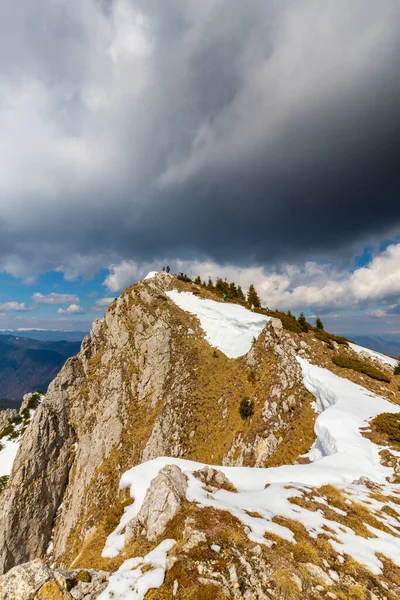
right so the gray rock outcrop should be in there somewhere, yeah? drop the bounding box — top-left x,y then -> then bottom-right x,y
0,559 -> 52,600
0,357 -> 79,574
0,560 -> 109,600
0,410 -> 17,433
126,464 -> 188,542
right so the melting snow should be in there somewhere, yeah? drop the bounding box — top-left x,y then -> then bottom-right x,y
349,342 -> 398,368
98,539 -> 175,600
166,290 -> 269,358
103,357 -> 400,574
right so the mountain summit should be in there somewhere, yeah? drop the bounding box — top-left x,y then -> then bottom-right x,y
0,272 -> 400,599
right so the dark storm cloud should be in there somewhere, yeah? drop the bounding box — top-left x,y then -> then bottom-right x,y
0,0 -> 399,278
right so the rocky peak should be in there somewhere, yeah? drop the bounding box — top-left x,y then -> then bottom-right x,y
1,273 -> 400,599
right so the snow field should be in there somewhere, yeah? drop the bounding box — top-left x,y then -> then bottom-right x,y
102,357 -> 400,581
166,290 -> 269,358
349,342 -> 398,368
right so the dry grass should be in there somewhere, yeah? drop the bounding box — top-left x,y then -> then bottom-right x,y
270,569 -> 302,599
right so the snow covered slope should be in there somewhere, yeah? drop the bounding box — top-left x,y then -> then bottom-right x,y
0,438 -> 20,479
0,396 -> 42,478
166,290 -> 269,358
349,342 -> 398,368
103,357 -> 400,578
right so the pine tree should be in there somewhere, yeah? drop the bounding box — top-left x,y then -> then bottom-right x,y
247,285 -> 261,308
316,317 -> 324,330
207,277 -> 214,290
229,282 -> 238,298
194,275 -> 201,285
298,312 -> 309,333
215,278 -> 225,295
202,281 -> 206,287
222,279 -> 229,296
237,286 -> 245,301
166,266 -> 170,273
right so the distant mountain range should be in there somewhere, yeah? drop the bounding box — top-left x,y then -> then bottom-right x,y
0,335 -> 81,401
0,330 -> 87,342
342,334 -> 400,359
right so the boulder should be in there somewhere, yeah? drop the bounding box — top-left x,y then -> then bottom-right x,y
0,410 -> 17,433
0,559 -> 52,600
126,464 -> 187,542
301,563 -> 333,586
195,466 -> 236,492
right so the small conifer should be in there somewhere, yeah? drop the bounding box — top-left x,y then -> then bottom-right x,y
298,312 -> 309,333
316,317 -> 324,330
237,286 -> 245,300
247,285 -> 261,308
229,282 -> 238,298
239,397 -> 254,419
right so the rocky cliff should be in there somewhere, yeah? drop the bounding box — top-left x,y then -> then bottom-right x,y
1,272 -> 400,600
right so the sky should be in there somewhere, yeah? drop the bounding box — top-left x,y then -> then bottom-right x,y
0,0 -> 400,335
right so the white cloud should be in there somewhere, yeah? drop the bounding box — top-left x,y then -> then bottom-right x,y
0,301 -> 34,312
103,243 -> 400,313
104,261 -> 143,292
32,292 -> 80,305
95,297 -> 117,307
366,309 -> 388,318
57,304 -> 85,315
349,244 -> 400,301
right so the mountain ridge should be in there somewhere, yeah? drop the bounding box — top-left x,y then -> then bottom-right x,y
0,272 -> 400,599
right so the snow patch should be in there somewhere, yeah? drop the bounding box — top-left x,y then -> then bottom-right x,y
166,290 -> 269,358
144,271 -> 158,280
98,539 -> 175,600
0,437 -> 20,478
349,342 -> 398,368
0,397 -> 42,477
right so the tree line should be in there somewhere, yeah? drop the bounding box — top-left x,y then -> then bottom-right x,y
193,276 -> 261,308
180,273 -> 326,329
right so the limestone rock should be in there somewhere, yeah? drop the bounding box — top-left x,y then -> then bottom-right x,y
0,559 -> 52,600
0,409 -> 17,433
126,464 -> 187,542
0,360 -> 78,574
19,393 -> 37,415
301,563 -> 334,586
195,466 -> 236,492
36,580 -> 71,599
255,434 -> 279,466
182,520 -> 207,552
